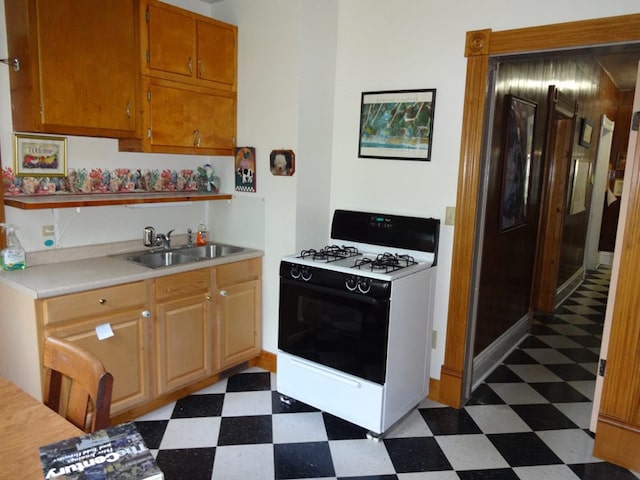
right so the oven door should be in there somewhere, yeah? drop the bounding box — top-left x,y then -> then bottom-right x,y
278,277 -> 390,385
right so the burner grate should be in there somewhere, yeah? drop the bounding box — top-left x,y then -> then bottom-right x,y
299,245 -> 360,262
353,253 -> 417,273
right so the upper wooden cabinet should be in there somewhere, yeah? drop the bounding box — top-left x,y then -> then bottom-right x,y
142,1 -> 237,91
119,0 -> 238,155
4,0 -> 140,138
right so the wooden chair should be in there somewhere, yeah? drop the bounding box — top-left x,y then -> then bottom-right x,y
43,336 -> 114,432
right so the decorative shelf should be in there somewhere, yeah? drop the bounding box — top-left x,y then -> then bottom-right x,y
4,191 -> 232,210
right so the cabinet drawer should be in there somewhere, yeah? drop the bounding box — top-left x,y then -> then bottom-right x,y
155,268 -> 211,301
41,282 -> 146,325
216,258 -> 261,287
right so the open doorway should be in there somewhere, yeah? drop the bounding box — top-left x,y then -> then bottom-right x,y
460,43 -> 639,398
439,16 -> 640,408
438,13 -> 640,470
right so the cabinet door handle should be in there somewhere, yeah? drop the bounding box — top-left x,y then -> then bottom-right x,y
198,59 -> 204,78
98,298 -> 107,305
193,129 -> 201,147
188,56 -> 193,74
205,295 -> 212,301
142,310 -> 151,318
220,290 -> 228,297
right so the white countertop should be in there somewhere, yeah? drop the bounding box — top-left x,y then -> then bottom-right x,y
0,247 -> 263,299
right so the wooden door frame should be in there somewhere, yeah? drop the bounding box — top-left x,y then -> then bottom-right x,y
439,14 -> 640,409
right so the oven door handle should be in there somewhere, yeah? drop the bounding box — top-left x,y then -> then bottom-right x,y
280,278 -> 389,307
290,357 -> 362,388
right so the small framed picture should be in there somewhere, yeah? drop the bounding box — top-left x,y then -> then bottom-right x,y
579,118 -> 593,148
269,150 -> 295,176
14,133 -> 67,177
235,146 -> 256,192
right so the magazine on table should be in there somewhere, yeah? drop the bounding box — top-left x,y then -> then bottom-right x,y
39,422 -> 163,479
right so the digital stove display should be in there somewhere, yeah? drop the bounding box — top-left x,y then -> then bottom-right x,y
370,215 -> 392,229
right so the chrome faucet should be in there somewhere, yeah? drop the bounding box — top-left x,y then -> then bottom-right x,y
143,226 -> 174,250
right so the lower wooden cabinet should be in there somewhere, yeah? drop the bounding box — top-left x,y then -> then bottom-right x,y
27,257 -> 261,422
154,269 -> 213,394
38,281 -> 152,416
44,311 -> 152,415
216,258 -> 262,370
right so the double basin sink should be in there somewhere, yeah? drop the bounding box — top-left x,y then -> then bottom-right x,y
114,243 -> 246,269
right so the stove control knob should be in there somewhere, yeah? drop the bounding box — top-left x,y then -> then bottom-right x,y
290,264 -> 301,279
301,266 -> 312,281
358,277 -> 372,294
345,276 -> 358,291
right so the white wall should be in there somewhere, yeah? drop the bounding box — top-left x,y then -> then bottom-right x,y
2,0 -> 638,379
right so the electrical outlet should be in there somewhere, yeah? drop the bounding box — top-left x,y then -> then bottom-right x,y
445,206 -> 455,226
432,330 -> 438,349
42,224 -> 55,248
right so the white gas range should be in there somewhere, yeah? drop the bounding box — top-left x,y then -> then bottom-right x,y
277,209 -> 440,438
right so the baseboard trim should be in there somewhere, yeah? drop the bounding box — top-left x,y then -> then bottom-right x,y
556,267 -> 584,308
428,377 -> 441,403
472,315 -> 529,390
251,350 -> 277,372
597,251 -> 614,267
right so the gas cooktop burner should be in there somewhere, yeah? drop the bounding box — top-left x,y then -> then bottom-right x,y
299,245 -> 360,262
354,253 -> 417,273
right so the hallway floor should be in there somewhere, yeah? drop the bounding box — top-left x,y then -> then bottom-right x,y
134,266 -> 640,479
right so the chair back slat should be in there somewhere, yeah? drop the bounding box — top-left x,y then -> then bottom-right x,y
43,336 -> 114,432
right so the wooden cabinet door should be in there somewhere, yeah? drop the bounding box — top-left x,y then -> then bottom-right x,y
6,0 -> 139,137
145,2 -> 194,79
147,79 -> 236,155
217,279 -> 261,370
155,293 -> 213,394
44,310 -> 152,416
196,19 -> 237,90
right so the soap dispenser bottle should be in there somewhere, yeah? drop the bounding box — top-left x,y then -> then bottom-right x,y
1,223 -> 26,271
197,222 -> 208,246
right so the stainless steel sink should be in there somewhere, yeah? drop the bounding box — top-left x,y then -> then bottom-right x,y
127,251 -> 197,268
113,243 -> 247,269
181,244 -> 244,258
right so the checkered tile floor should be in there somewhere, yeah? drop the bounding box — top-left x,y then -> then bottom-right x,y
134,266 -> 640,479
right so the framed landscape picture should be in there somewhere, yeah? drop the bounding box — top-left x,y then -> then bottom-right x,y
358,89 -> 436,161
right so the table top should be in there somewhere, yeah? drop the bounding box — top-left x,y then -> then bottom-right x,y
0,377 -> 83,479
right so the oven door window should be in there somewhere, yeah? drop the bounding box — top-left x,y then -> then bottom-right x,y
278,278 -> 390,384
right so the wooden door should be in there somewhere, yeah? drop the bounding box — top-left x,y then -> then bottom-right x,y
145,2 -> 195,79
155,294 -> 213,394
592,62 -> 640,472
147,79 -> 236,154
531,87 -> 577,313
44,311 -> 152,415
217,279 -> 261,369
196,19 -> 237,90
35,0 -> 138,134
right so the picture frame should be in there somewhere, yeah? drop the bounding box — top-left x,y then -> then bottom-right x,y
14,133 -> 67,177
579,118 -> 593,148
269,149 -> 295,176
499,95 -> 536,232
234,146 -> 256,192
358,88 -> 436,161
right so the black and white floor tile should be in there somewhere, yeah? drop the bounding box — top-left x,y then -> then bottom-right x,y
134,266 -> 640,479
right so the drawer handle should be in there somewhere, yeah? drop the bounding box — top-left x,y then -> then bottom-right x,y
98,298 -> 107,305
290,358 -> 361,388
